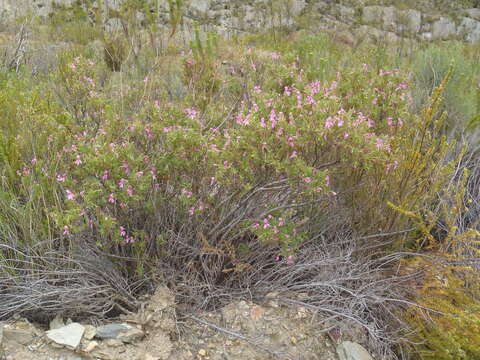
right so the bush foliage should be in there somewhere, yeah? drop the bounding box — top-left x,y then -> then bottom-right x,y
0,2 -> 479,359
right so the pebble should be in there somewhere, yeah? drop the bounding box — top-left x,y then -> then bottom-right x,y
83,340 -> 99,352
96,323 -> 144,343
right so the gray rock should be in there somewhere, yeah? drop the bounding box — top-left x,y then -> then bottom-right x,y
362,5 -> 398,32
190,0 -> 210,13
95,323 -> 144,343
381,6 -> 398,32
458,17 -> 480,43
2,328 -> 35,345
357,25 -> 399,43
49,315 -> 65,330
362,6 -> 383,25
46,323 -> 85,349
333,4 -> 355,22
432,17 -> 456,40
400,9 -> 422,34
464,8 -> 480,21
337,341 -> 374,360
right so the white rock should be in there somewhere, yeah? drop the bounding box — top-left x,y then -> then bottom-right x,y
337,341 -> 374,360
46,323 -> 85,349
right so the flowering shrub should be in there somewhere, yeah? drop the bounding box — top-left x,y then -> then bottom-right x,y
1,9 -> 480,359
2,45 -> 456,277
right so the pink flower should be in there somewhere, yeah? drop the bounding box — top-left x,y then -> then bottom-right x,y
150,167 -> 157,181
263,218 -> 271,229
290,151 -> 298,159
182,189 -> 193,198
122,161 -> 129,174
287,137 -> 295,147
118,178 -> 127,188
108,193 -> 116,204
145,127 -> 154,139
269,109 -> 277,129
286,255 -> 295,265
101,170 -> 109,181
306,95 -> 315,105
66,190 -> 76,201
271,52 -> 280,60
63,225 -> 70,235
57,173 -> 67,182
124,235 -> 135,244
376,138 -> 385,150
136,171 -> 144,178
303,177 -> 312,183
74,155 -> 82,166
189,207 -> 195,216
260,117 -> 266,128
252,223 -> 260,229
186,108 -> 198,120
325,117 -> 334,129
120,226 -> 127,237
31,157 -> 37,165
127,186 -> 134,197
325,176 -> 330,187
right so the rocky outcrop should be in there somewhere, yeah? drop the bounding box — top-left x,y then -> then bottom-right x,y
1,0 -> 480,44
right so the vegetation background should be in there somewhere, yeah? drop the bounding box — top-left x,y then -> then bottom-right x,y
0,0 -> 479,359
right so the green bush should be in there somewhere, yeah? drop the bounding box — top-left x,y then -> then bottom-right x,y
412,43 -> 480,138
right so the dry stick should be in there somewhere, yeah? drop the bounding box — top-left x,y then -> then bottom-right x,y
186,314 -> 293,358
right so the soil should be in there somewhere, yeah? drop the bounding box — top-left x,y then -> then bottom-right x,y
0,287 -> 359,360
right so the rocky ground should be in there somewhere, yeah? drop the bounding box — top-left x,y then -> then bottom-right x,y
0,287 -> 374,360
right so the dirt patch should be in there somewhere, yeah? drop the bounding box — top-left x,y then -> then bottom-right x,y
0,287 -> 363,360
